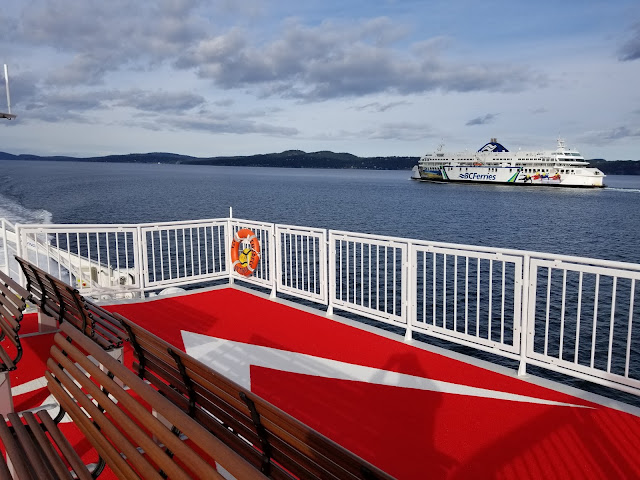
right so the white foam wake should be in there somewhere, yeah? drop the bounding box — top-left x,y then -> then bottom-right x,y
605,187 -> 640,193
0,192 -> 53,224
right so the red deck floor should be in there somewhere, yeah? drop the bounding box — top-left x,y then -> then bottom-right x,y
10,286 -> 640,479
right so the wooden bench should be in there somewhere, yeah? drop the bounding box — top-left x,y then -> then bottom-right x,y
0,270 -> 28,372
119,316 -> 394,480
0,321 -> 265,479
14,256 -> 127,350
0,270 -> 29,415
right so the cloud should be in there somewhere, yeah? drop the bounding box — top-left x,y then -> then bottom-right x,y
12,1 -> 208,85
579,126 -> 640,144
168,116 -> 299,136
324,122 -> 435,142
618,23 -> 640,61
352,101 -> 410,112
4,4 -> 546,105
175,18 -> 545,100
466,113 -> 499,126
365,122 -> 435,141
115,90 -> 207,113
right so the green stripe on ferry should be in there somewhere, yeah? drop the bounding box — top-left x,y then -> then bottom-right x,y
441,168 -> 449,180
507,171 -> 520,182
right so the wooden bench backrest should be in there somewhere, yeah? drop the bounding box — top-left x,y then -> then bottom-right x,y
48,322 -> 265,480
14,257 -> 127,350
0,270 -> 29,371
119,317 -> 393,480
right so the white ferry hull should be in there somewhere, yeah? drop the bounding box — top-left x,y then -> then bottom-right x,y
414,166 -> 604,187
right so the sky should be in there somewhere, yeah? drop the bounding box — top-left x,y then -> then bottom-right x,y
0,0 -> 639,160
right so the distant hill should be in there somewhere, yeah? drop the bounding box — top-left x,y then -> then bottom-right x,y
0,150 -> 419,170
1,150 -> 639,174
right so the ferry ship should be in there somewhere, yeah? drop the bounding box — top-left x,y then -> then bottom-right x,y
411,138 -> 606,187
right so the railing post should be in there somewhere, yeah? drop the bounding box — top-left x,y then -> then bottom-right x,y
1,219 -> 8,277
326,232 -> 335,316
404,242 -> 414,343
518,254 -> 531,376
226,217 -> 234,286
14,224 -> 25,288
136,225 -> 145,298
269,224 -> 277,298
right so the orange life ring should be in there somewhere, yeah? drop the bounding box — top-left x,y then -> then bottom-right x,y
230,228 -> 260,276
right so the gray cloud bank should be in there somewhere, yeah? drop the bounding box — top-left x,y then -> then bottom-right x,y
619,22 -> 640,61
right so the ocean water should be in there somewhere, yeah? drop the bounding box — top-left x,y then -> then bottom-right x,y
1,159 -> 639,264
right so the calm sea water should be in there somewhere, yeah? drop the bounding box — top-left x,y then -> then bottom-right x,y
1,159 -> 639,264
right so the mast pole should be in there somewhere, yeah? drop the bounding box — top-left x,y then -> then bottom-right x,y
1,64 -> 16,119
4,65 -> 10,114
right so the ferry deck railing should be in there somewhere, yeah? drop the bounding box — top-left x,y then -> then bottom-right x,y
1,215 -> 639,399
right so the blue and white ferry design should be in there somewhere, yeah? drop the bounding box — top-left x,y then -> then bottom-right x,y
411,138 -> 605,187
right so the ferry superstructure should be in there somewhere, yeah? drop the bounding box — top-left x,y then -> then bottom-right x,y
411,138 -> 606,187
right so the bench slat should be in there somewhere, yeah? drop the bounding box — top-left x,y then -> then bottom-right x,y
0,417 -> 37,479
0,348 -> 15,371
0,451 -> 12,480
35,411 -> 93,480
0,294 -> 23,326
6,412 -> 56,480
22,412 -> 79,480
0,270 -> 30,301
0,307 -> 19,334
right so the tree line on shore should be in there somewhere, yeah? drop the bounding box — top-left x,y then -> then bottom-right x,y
1,150 -> 639,174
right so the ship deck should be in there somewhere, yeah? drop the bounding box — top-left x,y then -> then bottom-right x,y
10,286 -> 640,479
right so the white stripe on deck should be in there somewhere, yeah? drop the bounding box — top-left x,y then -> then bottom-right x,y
182,332 -> 592,409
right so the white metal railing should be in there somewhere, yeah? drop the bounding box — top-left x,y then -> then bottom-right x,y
0,219 -> 19,279
17,224 -> 142,297
524,257 -> 640,395
328,231 -> 407,325
409,242 -> 524,358
276,224 -> 327,304
141,219 -> 228,289
2,215 -> 639,397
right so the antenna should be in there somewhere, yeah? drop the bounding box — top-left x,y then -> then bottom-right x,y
1,64 -> 16,120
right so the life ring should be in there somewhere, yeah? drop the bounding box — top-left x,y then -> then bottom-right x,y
230,228 -> 260,276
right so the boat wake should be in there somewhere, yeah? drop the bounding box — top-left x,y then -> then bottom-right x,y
0,191 -> 52,224
605,187 -> 640,193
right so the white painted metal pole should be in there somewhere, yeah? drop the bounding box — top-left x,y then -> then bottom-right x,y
1,220 -> 8,276
518,254 -> 531,376
4,65 -> 11,115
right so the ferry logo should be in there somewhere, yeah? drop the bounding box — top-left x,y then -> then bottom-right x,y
459,172 -> 497,181
480,143 -> 498,152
